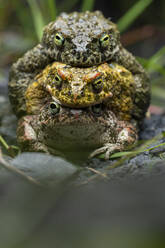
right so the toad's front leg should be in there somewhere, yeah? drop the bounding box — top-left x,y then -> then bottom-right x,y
17,115 -> 49,153
89,121 -> 138,160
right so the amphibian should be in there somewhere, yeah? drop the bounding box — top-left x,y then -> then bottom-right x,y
26,62 -> 136,121
9,11 -> 150,120
17,93 -> 138,163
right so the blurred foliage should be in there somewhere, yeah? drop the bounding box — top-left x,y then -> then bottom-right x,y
81,0 -> 95,12
0,0 -> 159,41
117,0 -> 153,32
27,0 -> 45,41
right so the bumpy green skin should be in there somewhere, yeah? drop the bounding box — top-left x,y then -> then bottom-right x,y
26,62 -> 136,122
17,94 -> 138,163
8,10 -> 150,120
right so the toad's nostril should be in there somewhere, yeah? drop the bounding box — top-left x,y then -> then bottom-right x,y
76,52 -> 80,60
72,49 -> 76,55
70,109 -> 82,117
82,55 -> 87,63
73,93 -> 78,101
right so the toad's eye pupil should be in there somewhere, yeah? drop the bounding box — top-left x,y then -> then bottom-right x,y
103,37 -> 108,41
100,34 -> 110,48
52,74 -> 62,88
54,33 -> 65,46
49,102 -> 60,114
50,103 -> 56,109
55,76 -> 60,81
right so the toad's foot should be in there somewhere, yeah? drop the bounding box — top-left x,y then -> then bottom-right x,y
89,143 -> 125,160
89,122 -> 138,160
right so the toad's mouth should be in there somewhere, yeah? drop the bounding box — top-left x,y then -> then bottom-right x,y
51,95 -> 111,109
70,103 -> 103,116
49,98 -> 104,116
61,50 -> 103,67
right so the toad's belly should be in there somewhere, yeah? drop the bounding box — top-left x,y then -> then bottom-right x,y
37,123 -> 116,163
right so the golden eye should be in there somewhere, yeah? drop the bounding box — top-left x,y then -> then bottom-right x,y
49,102 -> 60,114
52,74 -> 62,88
100,34 -> 110,48
54,33 -> 65,46
92,78 -> 103,93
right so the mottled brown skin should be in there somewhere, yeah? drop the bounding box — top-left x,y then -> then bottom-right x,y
26,62 -> 135,121
17,94 -> 138,163
9,11 -> 150,120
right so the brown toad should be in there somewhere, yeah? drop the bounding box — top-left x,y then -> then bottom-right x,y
9,11 -> 150,120
17,95 -> 138,163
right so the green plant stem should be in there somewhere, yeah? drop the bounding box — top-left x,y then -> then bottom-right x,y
48,0 -> 57,20
80,132 -> 165,186
81,0 -> 95,12
117,0 -> 153,32
0,135 -> 9,150
27,0 -> 45,41
58,0 -> 80,14
0,135 -> 20,157
146,46 -> 165,71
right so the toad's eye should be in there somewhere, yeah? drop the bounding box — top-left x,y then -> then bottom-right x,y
52,74 -> 62,88
92,104 -> 102,115
100,34 -> 110,48
92,78 -> 103,93
54,33 -> 65,46
49,102 -> 60,114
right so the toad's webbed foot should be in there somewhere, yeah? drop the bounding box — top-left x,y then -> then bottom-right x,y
89,121 -> 138,160
89,143 -> 125,160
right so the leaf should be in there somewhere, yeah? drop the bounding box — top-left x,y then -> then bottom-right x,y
0,135 -> 20,157
48,0 -> 57,21
146,46 -> 165,72
109,151 -> 136,159
117,0 -> 153,32
58,0 -> 80,14
137,46 -> 165,76
11,152 -> 79,186
81,0 -> 95,12
27,0 -> 45,41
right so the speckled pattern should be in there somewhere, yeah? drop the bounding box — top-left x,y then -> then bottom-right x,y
9,11 -> 150,120
17,94 -> 138,163
7,11 -> 151,161
26,62 -> 136,121
42,11 -> 120,66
